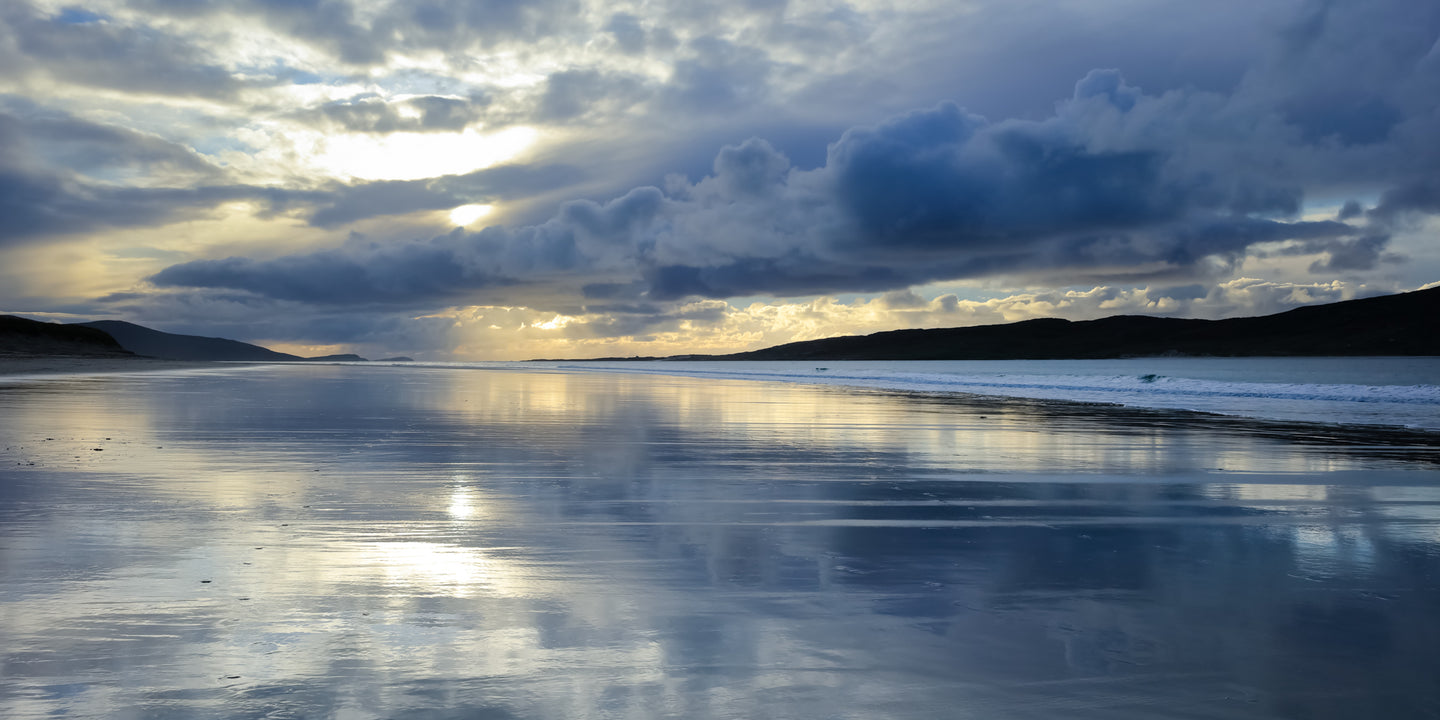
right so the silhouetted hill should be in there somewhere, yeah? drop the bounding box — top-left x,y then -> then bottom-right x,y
1,316 -> 134,357
75,320 -> 302,361
704,286 -> 1440,360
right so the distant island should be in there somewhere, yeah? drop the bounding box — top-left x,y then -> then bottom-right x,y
545,285 -> 1440,361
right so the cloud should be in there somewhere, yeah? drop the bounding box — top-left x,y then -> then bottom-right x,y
7,0 -> 1438,359
0,95 -> 595,240
150,236 -> 501,305
0,99 -> 221,182
605,13 -> 648,55
1305,235 -> 1396,273
0,2 -> 246,98
299,94 -> 492,133
0,104 -> 330,247
153,61 -> 1424,307
536,70 -> 651,123
174,0 -> 585,66
663,36 -> 776,113
1370,179 -> 1440,225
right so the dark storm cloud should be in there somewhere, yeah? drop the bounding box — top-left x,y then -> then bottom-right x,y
148,75 -> 1369,306
1369,179 -> 1440,225
1263,0 -> 1439,147
151,234 -> 507,305
0,3 -> 244,98
147,0 -> 1440,309
825,100 -> 1182,246
1305,235 -> 1395,273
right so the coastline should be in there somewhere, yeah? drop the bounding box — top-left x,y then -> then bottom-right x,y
0,355 -> 247,378
7,355 -> 1439,438
533,357 -> 1440,432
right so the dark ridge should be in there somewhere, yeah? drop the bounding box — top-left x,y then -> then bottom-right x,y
721,286 -> 1440,360
1,315 -> 134,357
539,285 -> 1440,361
74,320 -> 302,361
378,357 -> 415,362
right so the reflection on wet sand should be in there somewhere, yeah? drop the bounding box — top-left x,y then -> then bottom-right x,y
1,364 -> 1438,719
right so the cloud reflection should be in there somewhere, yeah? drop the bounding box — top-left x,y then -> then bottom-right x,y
1,365 -> 1439,719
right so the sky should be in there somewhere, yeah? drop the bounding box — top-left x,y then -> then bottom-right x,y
1,0 -> 1438,360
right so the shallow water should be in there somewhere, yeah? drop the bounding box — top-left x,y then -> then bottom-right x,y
521,357 -> 1440,431
2,364 -> 1439,719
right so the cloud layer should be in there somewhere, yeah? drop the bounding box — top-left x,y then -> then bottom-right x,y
1,0 -> 1437,358
151,66 -> 1413,307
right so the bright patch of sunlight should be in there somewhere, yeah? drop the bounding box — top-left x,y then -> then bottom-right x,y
532,314 -> 574,330
313,126 -> 537,181
449,204 -> 494,227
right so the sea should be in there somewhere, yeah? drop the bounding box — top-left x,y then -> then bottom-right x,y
1,358 -> 1438,719
423,356 -> 1440,431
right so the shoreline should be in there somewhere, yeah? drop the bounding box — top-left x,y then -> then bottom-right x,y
0,355 -> 249,378
6,355 -> 1439,441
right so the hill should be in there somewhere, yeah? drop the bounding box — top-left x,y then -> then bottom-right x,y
74,320 -> 304,361
699,286 -> 1440,361
0,316 -> 134,357
72,321 -> 377,362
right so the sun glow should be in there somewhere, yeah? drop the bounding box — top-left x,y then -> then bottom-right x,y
532,314 -> 575,330
311,126 -> 537,181
449,204 -> 494,227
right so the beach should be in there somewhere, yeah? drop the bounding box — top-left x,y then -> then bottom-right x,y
2,362 -> 1439,719
0,356 -> 230,378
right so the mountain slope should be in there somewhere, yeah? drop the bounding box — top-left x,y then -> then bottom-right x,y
1,316 -> 134,357
75,321 -> 302,361
715,286 -> 1440,360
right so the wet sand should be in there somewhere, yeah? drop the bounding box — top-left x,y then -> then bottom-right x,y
0,356 -> 233,377
2,363 -> 1438,719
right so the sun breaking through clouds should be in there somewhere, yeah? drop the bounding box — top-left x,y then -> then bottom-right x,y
1,0 -> 1437,359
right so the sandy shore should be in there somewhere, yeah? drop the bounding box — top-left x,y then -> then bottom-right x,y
0,355 -> 248,377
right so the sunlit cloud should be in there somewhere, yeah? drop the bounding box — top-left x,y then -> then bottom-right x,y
306,126 -> 538,181
1,0 -> 1436,359
449,204 -> 494,227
